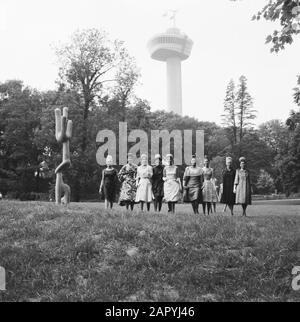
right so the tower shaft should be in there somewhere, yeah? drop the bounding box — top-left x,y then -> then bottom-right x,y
166,57 -> 182,115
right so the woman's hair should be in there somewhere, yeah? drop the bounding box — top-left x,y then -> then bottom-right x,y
226,156 -> 232,163
239,156 -> 246,163
106,155 -> 113,162
154,154 -> 162,161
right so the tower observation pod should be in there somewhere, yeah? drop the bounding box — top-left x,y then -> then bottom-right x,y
147,25 -> 193,115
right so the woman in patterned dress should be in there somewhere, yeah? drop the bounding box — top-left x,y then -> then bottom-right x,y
183,155 -> 203,214
202,156 -> 218,215
163,154 -> 182,214
99,155 -> 119,209
234,157 -> 252,216
220,156 -> 236,216
118,153 -> 137,211
135,154 -> 154,211
152,154 -> 164,212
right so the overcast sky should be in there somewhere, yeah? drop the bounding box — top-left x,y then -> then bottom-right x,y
0,0 -> 300,126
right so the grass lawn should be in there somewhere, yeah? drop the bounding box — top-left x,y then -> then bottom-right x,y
0,200 -> 299,302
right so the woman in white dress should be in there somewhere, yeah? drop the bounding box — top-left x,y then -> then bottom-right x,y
163,154 -> 182,214
135,154 -> 153,211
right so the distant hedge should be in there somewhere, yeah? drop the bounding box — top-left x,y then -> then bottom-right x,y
5,191 -> 50,201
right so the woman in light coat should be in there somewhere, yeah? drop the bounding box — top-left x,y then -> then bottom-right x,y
234,157 -> 252,216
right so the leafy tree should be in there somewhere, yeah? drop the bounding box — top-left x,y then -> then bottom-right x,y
49,28 -> 141,200
256,169 -> 275,194
0,80 -> 46,195
293,75 -> 300,104
276,108 -> 300,195
258,119 -> 289,154
210,155 -> 226,184
222,79 -> 237,145
113,56 -> 141,121
207,128 -> 231,158
253,0 -> 300,52
286,108 -> 300,129
236,129 -> 275,189
55,28 -> 140,151
273,75 -> 300,195
258,119 -> 290,192
231,0 -> 300,52
221,76 -> 257,161
236,76 -> 257,143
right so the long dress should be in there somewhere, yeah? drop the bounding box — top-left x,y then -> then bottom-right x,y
183,166 -> 203,203
202,167 -> 218,203
235,169 -> 252,205
135,165 -> 154,203
163,165 -> 181,202
101,168 -> 118,202
220,168 -> 236,205
152,164 -> 164,199
118,163 -> 137,206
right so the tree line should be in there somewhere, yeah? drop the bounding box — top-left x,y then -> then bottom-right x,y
0,28 -> 299,201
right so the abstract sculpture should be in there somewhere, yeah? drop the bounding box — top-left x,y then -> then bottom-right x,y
55,107 -> 72,205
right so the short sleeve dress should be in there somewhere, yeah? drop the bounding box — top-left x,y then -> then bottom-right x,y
135,165 -> 154,203
163,165 -> 181,202
118,163 -> 137,205
183,166 -> 203,203
202,167 -> 218,203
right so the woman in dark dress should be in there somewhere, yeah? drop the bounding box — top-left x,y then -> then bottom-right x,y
183,155 -> 203,214
220,156 -> 236,216
99,155 -> 119,209
152,154 -> 164,212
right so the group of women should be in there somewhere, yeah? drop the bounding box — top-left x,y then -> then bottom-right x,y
99,153 -> 252,216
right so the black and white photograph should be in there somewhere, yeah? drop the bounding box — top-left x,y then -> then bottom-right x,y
0,0 -> 300,307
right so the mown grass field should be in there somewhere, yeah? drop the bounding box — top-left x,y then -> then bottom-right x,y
0,200 -> 299,302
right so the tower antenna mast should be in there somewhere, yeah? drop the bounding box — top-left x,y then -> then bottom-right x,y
163,9 -> 178,28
